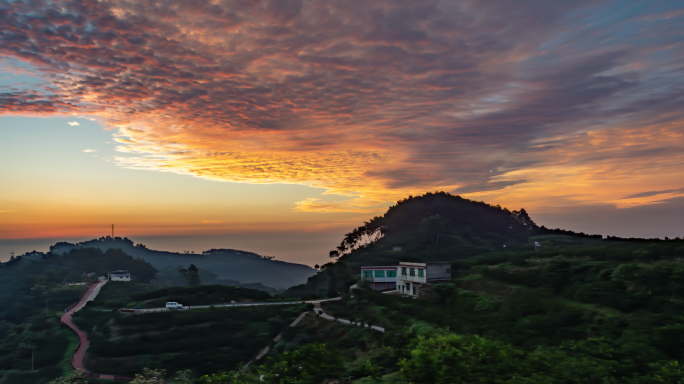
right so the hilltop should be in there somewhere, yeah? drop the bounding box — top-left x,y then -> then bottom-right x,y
285,191 -> 675,297
48,238 -> 316,290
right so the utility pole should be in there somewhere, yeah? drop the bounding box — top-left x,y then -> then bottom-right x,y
112,224 -> 114,238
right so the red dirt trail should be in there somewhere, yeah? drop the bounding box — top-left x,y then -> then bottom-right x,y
60,280 -> 106,370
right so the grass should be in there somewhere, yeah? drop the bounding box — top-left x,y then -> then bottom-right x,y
58,325 -> 79,375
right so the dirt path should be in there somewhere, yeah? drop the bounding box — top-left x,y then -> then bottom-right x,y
61,280 -> 107,370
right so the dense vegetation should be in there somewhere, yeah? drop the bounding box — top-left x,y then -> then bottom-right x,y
73,303 -> 308,377
29,192 -> 684,383
284,192 -> 677,298
90,283 -> 272,310
152,266 -> 281,294
0,248 -> 156,384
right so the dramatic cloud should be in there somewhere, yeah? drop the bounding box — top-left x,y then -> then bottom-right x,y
622,188 -> 684,200
1,0 -> 683,212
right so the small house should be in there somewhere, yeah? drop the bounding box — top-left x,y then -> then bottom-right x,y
396,262 -> 451,296
107,270 -> 131,282
360,266 -> 398,291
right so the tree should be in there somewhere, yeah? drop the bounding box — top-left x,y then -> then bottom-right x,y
259,343 -> 345,384
512,208 -> 537,229
47,371 -> 88,384
185,264 -> 201,286
132,368 -> 167,384
433,283 -> 458,305
327,216 -> 386,258
365,359 -> 384,383
419,214 -> 449,244
327,268 -> 339,297
194,371 -> 259,384
399,333 -> 528,384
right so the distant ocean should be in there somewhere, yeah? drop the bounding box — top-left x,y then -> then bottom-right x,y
0,232 -> 342,266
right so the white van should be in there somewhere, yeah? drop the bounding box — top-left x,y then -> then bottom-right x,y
166,302 -> 183,309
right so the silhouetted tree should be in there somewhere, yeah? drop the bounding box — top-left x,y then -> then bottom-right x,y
512,208 -> 537,229
185,264 -> 201,286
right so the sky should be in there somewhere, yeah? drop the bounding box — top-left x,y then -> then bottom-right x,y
1,0 -> 683,265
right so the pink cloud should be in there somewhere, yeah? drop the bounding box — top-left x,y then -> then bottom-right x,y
0,0 -> 682,211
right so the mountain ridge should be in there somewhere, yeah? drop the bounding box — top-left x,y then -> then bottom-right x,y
48,237 -> 316,289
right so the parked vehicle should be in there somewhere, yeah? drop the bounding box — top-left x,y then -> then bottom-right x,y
166,302 -> 183,309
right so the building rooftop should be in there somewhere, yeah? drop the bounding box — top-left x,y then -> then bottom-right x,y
108,270 -> 130,275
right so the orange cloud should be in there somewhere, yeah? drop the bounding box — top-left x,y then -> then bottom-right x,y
1,0 -> 683,216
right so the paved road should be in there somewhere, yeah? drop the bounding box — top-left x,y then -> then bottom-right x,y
133,297 -> 342,313
311,301 -> 385,332
61,288 -> 373,380
61,280 -> 108,371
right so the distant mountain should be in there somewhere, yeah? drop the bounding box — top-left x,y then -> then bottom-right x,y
49,238 -> 316,289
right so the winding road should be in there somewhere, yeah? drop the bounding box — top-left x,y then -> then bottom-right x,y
61,279 -> 108,371
60,283 -> 381,380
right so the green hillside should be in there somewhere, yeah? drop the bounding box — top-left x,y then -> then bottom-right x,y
89,284 -> 272,310
26,192 -> 684,383
0,248 -> 156,384
73,285 -> 308,377
285,192 -> 632,297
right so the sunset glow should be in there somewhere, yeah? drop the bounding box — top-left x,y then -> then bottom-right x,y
1,0 -> 683,262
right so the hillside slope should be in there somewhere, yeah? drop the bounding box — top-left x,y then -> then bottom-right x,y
285,192 -> 636,297
49,238 -> 316,289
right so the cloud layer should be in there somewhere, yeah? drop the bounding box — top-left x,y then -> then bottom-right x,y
1,0 -> 683,211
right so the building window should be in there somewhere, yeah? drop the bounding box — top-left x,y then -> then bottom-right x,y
387,270 -> 397,278
409,268 -> 415,276
363,271 -> 373,278
401,267 -> 407,276
418,269 -> 424,277
374,270 -> 385,278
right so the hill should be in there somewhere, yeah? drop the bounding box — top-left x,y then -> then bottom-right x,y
283,191 -> 671,297
0,248 -> 157,384
49,238 -> 316,290
72,283 -> 309,377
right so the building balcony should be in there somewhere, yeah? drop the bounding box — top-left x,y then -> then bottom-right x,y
361,276 -> 397,283
398,275 -> 427,284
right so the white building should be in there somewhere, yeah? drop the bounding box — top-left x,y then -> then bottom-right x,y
107,270 -> 131,281
360,266 -> 398,291
396,262 -> 451,296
